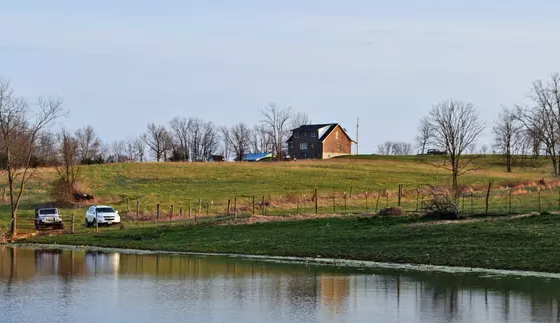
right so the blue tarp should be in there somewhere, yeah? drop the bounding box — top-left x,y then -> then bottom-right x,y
242,152 -> 272,161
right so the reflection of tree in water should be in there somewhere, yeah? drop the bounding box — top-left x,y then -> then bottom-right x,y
320,275 -> 350,314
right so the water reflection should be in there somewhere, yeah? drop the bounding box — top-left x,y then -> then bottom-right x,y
1,246 -> 560,323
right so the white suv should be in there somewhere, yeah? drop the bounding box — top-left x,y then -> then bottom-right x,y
85,205 -> 121,227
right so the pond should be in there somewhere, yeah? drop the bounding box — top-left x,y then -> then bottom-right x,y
1,246 -> 560,323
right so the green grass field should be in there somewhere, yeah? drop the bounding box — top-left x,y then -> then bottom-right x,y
0,155 -> 557,233
24,213 -> 560,273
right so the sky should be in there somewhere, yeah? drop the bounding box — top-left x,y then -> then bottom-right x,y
1,0 -> 559,154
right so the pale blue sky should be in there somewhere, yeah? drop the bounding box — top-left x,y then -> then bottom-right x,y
1,0 -> 559,153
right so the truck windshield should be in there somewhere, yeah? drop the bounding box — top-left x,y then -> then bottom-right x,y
39,209 -> 57,215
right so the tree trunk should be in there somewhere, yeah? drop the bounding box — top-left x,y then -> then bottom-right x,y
553,156 -> 558,177
8,167 -> 17,236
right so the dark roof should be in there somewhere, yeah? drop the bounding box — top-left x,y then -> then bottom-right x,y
290,124 -> 335,132
287,123 -> 356,143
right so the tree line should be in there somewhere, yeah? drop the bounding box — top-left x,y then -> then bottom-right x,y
2,72 -> 560,235
412,73 -> 560,190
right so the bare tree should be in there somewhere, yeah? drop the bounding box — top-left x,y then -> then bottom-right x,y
34,133 -> 58,166
75,125 -> 101,164
141,123 -> 168,162
219,126 -> 232,161
392,142 -> 413,155
134,138 -> 146,162
189,118 -> 204,161
427,100 -> 485,190
227,123 -> 252,161
493,106 -> 521,172
0,78 -> 65,235
481,145 -> 489,156
290,112 -> 311,129
377,141 -> 393,155
110,140 -> 127,163
517,73 -> 560,176
416,117 -> 432,154
261,103 -> 292,160
169,117 -> 191,162
200,121 -> 218,161
124,138 -> 137,162
54,129 -> 80,202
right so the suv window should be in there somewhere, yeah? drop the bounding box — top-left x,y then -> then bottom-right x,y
39,209 -> 57,215
96,207 -> 116,213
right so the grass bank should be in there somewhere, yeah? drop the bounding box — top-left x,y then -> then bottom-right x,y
22,213 -> 560,273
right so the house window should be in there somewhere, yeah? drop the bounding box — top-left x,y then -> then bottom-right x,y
300,143 -> 308,150
311,132 -> 316,138
294,132 -> 299,138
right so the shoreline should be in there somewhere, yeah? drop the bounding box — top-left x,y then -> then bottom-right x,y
6,242 -> 560,280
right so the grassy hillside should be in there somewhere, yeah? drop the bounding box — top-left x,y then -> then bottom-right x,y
0,155 -> 556,232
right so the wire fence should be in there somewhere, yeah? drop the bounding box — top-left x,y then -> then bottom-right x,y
6,181 -> 560,235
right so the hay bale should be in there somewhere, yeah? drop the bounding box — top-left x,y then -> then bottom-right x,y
378,207 -> 404,216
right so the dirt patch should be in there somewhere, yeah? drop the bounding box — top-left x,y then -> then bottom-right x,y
406,213 -> 537,227
220,213 -> 358,225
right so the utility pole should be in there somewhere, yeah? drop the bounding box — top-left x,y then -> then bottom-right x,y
356,117 -> 359,155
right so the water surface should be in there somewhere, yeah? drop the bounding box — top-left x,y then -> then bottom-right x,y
1,246 -> 560,323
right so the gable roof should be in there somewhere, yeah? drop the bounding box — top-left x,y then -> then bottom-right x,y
288,123 -> 356,143
291,124 -> 334,132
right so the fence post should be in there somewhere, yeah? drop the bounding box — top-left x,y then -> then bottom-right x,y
227,199 -> 231,216
332,188 -> 336,213
127,197 -> 130,212
136,199 -> 140,217
504,187 -> 508,214
156,204 -> 160,223
470,189 -> 474,215
385,190 -> 389,208
462,193 -> 465,213
296,198 -> 299,215
315,188 -> 318,214
538,186 -> 541,213
344,192 -> 347,214
207,202 -> 210,217
485,182 -> 492,215
262,196 -> 266,215
365,191 -> 369,213
188,205 -> 192,218
170,205 -> 174,222
376,193 -> 380,213
252,196 -> 255,215
180,208 -> 183,217
71,215 -> 75,234
198,199 -> 202,218
416,187 -> 420,212
350,187 -> 353,199
398,185 -> 402,207
234,196 -> 237,219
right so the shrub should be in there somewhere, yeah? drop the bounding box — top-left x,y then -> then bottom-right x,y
378,207 -> 404,216
421,185 -> 461,220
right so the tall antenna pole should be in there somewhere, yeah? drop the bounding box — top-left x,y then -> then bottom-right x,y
356,117 -> 359,155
